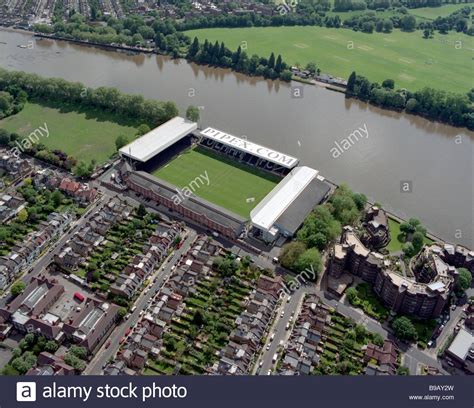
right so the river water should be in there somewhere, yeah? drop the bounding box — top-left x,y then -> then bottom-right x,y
0,29 -> 472,247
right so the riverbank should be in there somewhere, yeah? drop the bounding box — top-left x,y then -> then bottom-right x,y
1,28 -> 472,248
33,32 -> 155,54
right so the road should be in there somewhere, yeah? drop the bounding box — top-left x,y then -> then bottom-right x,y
253,282 -> 449,375
255,288 -> 306,375
84,229 -> 197,375
0,195 -> 107,308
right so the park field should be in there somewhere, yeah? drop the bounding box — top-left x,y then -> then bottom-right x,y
185,26 -> 473,93
152,147 -> 280,217
0,102 -> 138,164
408,3 -> 473,19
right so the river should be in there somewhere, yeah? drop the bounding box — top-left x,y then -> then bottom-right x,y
0,29 -> 473,247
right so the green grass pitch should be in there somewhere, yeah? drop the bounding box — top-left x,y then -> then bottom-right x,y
185,26 -> 473,93
152,147 -> 281,218
0,101 -> 139,164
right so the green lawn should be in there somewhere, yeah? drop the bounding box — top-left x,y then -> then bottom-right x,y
0,102 -> 139,164
152,147 -> 280,217
408,3 -> 473,19
386,218 -> 404,253
185,26 -> 473,93
386,217 -> 434,253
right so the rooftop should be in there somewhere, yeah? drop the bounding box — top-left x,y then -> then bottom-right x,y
119,116 -> 197,162
447,328 -> 474,361
200,127 -> 299,169
250,166 -> 319,232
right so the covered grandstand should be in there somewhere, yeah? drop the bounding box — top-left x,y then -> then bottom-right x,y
200,127 -> 299,176
117,117 -> 331,245
250,166 -> 332,243
119,116 -> 197,162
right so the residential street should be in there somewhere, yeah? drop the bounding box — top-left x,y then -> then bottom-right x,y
0,195 -> 107,308
84,229 -> 197,375
252,279 -> 449,375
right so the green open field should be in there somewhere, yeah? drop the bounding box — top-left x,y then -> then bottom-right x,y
152,147 -> 280,217
185,26 -> 473,93
0,101 -> 138,164
408,3 -> 473,19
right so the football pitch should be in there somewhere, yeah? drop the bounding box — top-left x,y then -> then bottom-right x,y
152,147 -> 280,217
185,26 -> 473,93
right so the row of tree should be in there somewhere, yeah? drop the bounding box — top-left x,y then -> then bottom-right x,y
186,37 -> 293,81
279,184 -> 367,275
0,88 -> 27,119
0,68 -> 178,128
346,72 -> 474,129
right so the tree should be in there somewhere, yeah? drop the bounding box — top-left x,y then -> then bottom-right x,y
192,310 -> 205,327
397,366 -> 410,375
11,280 -> 26,297
382,79 -> 395,90
372,333 -> 384,347
392,316 -> 418,342
187,37 -> 200,58
117,307 -> 127,320
305,62 -> 317,75
402,242 -> 415,258
137,203 -> 147,217
69,345 -> 87,360
64,353 -> 86,371
136,124 -> 150,136
11,351 -> 36,374
185,105 -> 200,123
294,248 -> 322,277
268,52 -> 275,70
51,190 -> 64,207
347,71 -> 357,95
275,55 -> 283,73
279,241 -> 306,270
456,268 -> 472,292
401,15 -> 416,32
17,208 -> 28,223
115,134 -> 129,151
74,161 -> 93,178
44,340 -> 59,353
346,287 -> 358,303
383,19 -> 393,33
411,231 -> 424,253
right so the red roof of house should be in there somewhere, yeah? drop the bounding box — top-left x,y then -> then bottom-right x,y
59,178 -> 81,194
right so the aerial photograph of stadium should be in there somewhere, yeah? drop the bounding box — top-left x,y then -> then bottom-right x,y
0,0 -> 472,406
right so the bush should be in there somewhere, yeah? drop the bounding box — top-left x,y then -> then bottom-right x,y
392,316 -> 418,342
11,280 -> 26,297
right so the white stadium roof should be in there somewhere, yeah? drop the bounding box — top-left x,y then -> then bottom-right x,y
200,127 -> 299,169
250,166 -> 318,231
119,116 -> 197,162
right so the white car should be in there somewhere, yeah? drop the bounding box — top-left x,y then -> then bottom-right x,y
280,311 -> 285,317
270,333 -> 275,341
